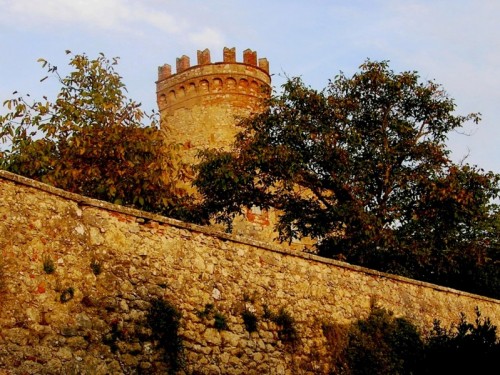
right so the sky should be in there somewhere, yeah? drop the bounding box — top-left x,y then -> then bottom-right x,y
0,0 -> 499,173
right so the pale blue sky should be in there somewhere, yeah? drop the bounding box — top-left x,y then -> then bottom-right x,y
1,0 -> 499,173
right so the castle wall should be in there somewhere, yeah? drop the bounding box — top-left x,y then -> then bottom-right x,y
1,170 -> 500,374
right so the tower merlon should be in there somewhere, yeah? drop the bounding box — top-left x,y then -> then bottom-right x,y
258,58 -> 269,74
223,47 -> 236,63
158,64 -> 172,80
243,49 -> 257,66
197,49 -> 211,65
176,55 -> 191,73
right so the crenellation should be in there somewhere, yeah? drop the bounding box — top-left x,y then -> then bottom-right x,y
223,46 -> 236,62
176,54 -> 190,73
157,47 -> 269,78
243,48 -> 258,66
258,58 -> 270,73
156,46 -> 274,243
197,48 -> 211,65
157,63 -> 172,80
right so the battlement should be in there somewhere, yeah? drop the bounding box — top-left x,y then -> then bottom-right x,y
157,47 -> 269,81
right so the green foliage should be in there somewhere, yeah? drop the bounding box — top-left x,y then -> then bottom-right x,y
102,319 -> 123,353
89,258 -> 102,276
0,51 -> 203,223
196,303 -> 214,319
262,304 -> 273,320
146,298 -> 183,373
322,322 -> 349,371
195,60 -> 500,298
242,309 -> 258,333
42,255 -> 55,274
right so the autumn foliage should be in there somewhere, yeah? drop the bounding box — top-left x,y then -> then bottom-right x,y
0,52 -> 199,222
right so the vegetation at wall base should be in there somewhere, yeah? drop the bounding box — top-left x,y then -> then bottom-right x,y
424,307 -> 500,375
0,51 -> 205,224
195,60 -> 500,299
330,305 -> 500,375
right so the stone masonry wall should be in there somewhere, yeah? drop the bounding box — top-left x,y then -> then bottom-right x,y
1,170 -> 500,374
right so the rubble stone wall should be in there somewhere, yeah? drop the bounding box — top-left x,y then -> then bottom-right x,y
1,170 -> 499,374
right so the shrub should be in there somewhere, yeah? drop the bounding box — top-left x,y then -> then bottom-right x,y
335,305 -> 423,375
423,307 -> 500,374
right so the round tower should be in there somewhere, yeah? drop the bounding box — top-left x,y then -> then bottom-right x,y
156,47 -> 271,166
157,48 -> 289,246
156,48 -> 312,250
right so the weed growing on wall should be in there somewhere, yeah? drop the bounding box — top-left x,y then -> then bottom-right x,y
262,304 -> 273,320
42,255 -> 55,274
214,312 -> 229,331
272,308 -> 299,345
197,303 -> 229,331
242,309 -> 258,333
102,319 -> 123,353
89,258 -> 102,275
196,303 -> 214,319
147,297 -> 184,374
59,287 -> 74,303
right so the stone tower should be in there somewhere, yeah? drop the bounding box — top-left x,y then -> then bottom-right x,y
156,47 -> 271,167
156,47 -> 284,242
156,48 -> 311,249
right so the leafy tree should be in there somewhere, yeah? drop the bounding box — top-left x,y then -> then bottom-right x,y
195,60 -> 500,294
0,51 -> 200,221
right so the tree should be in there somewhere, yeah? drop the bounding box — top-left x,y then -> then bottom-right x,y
0,51 -> 200,222
195,60 -> 500,294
